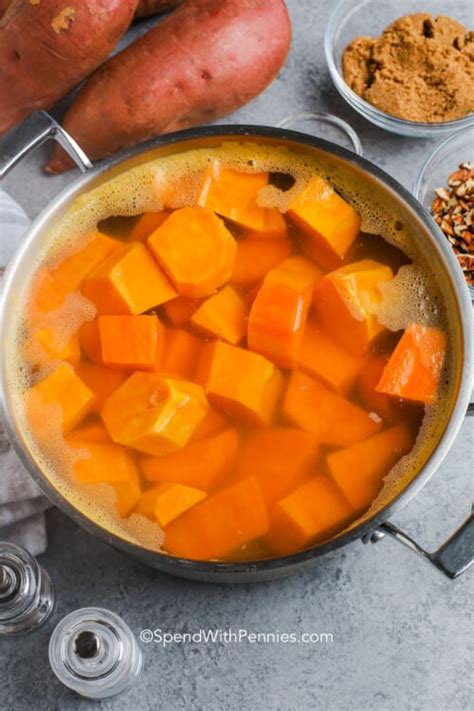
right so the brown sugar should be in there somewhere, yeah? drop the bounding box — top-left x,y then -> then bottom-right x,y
342,13 -> 474,122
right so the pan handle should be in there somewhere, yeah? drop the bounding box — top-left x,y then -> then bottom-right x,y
365,513 -> 474,579
365,393 -> 473,579
0,110 -> 91,180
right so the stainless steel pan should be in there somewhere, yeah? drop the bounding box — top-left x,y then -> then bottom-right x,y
1,111 -> 473,582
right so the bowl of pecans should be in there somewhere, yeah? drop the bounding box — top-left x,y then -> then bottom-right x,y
415,127 -> 474,297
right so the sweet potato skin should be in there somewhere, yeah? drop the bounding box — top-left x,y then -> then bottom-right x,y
0,0 -> 137,136
48,0 -> 291,171
0,0 -> 10,18
134,0 -> 180,18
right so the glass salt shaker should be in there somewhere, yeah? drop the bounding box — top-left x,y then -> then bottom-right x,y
48,607 -> 143,699
0,541 -> 55,635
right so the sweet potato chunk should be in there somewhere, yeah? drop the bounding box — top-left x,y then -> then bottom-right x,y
161,296 -> 201,327
327,424 -> 414,510
27,364 -> 94,435
161,328 -> 201,379
98,315 -> 163,370
313,259 -> 394,355
130,211 -> 170,242
25,328 -> 80,367
71,442 -> 141,517
287,176 -> 361,269
282,370 -> 382,446
247,256 -> 322,369
141,428 -> 238,490
101,373 -> 208,456
247,257 -> 320,369
248,283 -> 308,369
163,477 -> 269,561
230,238 -> 291,285
148,207 -> 237,298
82,242 -> 177,314
52,232 -> 120,293
67,421 -> 112,444
190,407 -> 229,442
197,341 -> 283,425
265,475 -> 354,555
78,320 -> 103,364
298,318 -> 363,393
376,324 -> 446,405
191,286 -> 247,345
198,164 -> 286,234
235,428 -> 319,508
135,483 -> 206,526
26,234 -> 118,324
28,269 -> 66,318
75,363 -> 127,413
357,355 -> 408,423
264,255 -> 322,294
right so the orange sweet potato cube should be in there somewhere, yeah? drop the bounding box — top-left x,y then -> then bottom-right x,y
265,475 -> 354,555
196,341 -> 283,426
98,315 -> 163,370
71,442 -> 141,517
28,268 -> 66,317
357,355 -> 411,423
230,238 -> 292,285
78,319 -> 103,364
282,370 -> 382,446
161,296 -> 201,327
198,163 -> 286,234
75,363 -> 127,413
248,257 -> 321,368
313,259 -> 394,355
130,211 -> 170,242
327,424 -> 414,511
298,318 -> 364,393
135,482 -> 206,527
287,176 -> 361,269
163,477 -> 269,560
101,373 -> 209,456
264,255 -> 322,294
190,407 -> 229,442
191,286 -> 248,345
161,328 -> 202,379
52,232 -> 120,293
247,256 -> 323,369
235,428 -> 319,508
248,283 -> 308,369
67,421 -> 112,444
82,242 -> 177,315
27,236 -> 119,322
140,428 -> 238,491
27,364 -> 94,434
24,328 -> 80,367
148,207 -> 237,298
376,324 -> 446,405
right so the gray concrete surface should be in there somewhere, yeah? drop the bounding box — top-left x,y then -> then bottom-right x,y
1,1 -> 473,709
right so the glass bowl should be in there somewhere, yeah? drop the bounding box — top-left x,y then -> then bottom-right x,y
324,0 -> 474,137
415,126 -> 474,298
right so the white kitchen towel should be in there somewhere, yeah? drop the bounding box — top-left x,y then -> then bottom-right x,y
0,188 -> 50,555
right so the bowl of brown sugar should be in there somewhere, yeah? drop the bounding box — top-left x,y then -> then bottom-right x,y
325,0 -> 474,137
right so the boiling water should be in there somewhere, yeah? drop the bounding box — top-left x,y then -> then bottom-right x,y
4,141 -> 460,558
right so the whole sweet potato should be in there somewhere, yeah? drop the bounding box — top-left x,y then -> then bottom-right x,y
134,0 -> 180,18
0,0 -> 138,136
48,0 -> 291,172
